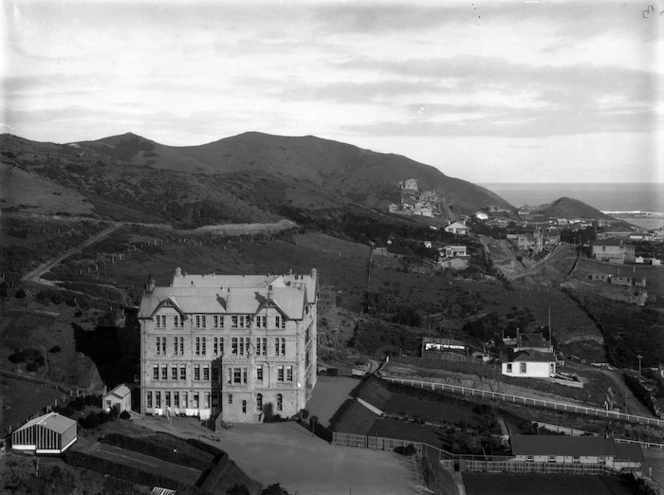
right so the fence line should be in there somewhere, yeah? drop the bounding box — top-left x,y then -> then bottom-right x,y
381,375 -> 664,428
615,438 -> 664,450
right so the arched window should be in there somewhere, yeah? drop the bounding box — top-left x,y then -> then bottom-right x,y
242,400 -> 247,414
256,393 -> 263,411
276,393 -> 283,411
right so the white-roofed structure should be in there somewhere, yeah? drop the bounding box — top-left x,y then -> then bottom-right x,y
103,384 -> 132,413
11,412 -> 77,454
139,267 -> 318,425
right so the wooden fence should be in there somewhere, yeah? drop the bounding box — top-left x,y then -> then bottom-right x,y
381,375 -> 664,428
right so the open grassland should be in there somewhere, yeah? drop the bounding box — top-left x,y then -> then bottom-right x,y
463,473 -> 641,495
0,376 -> 64,435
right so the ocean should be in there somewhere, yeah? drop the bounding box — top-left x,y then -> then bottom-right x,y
481,183 -> 664,230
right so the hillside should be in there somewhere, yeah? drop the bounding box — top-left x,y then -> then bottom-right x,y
1,131 -> 512,226
534,197 -> 614,220
72,131 -> 512,212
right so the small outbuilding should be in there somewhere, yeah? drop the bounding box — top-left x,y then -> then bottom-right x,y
502,349 -> 556,378
103,384 -> 132,413
11,412 -> 77,454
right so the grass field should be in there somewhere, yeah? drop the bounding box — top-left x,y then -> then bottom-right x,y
0,376 -> 64,434
574,257 -> 664,297
463,473 -> 639,495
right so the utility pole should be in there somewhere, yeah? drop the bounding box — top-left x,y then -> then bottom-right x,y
637,355 -> 643,376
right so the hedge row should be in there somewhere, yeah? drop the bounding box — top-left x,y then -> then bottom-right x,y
623,373 -> 659,417
100,433 -> 211,471
186,437 -> 228,464
63,450 -> 197,493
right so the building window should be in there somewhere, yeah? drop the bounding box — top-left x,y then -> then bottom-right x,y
233,368 -> 242,384
277,393 -> 283,411
165,392 -> 171,408
548,456 -> 556,463
146,392 -> 153,409
242,400 -> 247,414
171,366 -> 177,380
195,337 -> 200,355
153,366 -> 159,380
214,337 -> 218,355
195,315 -> 201,328
174,392 -> 180,408
161,365 -> 168,380
205,393 -> 210,409
194,365 -> 200,381
257,393 -> 263,411
179,337 -> 184,355
526,455 -> 534,462
203,366 -> 210,381
228,394 -> 233,404
239,338 -> 245,356
162,336 -> 167,355
180,366 -> 186,380
286,366 -> 293,382
202,337 -> 206,355
520,363 -> 527,374
256,315 -> 266,328
256,366 -> 263,382
243,368 -> 247,384
193,393 -> 199,409
275,338 -> 286,356
277,366 -> 284,382
232,316 -> 238,328
573,457 -> 580,464
256,337 -> 262,356
275,316 -> 281,329
213,315 -> 220,328
155,392 -> 161,409
156,315 -> 166,328
219,337 -> 224,355
262,338 -> 266,356
156,336 -> 161,355
173,336 -> 178,355
182,392 -> 188,408
173,315 -> 183,328
232,337 -> 238,355
506,363 -> 513,373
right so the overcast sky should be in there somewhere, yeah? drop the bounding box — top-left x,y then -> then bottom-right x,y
2,0 -> 662,183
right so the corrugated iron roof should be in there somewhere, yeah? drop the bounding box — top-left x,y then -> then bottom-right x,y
15,412 -> 77,435
106,384 -> 131,399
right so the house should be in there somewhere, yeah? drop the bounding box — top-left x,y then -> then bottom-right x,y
103,384 -> 132,413
438,256 -> 470,270
475,211 -> 489,221
510,435 -> 643,471
399,178 -> 418,192
11,412 -> 77,454
413,201 -> 434,217
388,203 -> 399,213
611,276 -> 646,288
502,349 -> 556,378
590,273 -> 611,283
423,241 -> 432,249
419,190 -> 438,202
444,221 -> 470,235
442,245 -> 467,258
138,267 -> 318,425
592,238 -> 636,264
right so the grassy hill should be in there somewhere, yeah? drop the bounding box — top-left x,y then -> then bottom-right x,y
534,197 -> 614,220
1,131 -> 513,223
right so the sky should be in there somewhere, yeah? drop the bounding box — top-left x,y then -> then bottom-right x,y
2,0 -> 663,183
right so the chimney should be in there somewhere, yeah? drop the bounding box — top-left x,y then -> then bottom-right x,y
174,267 -> 182,278
145,275 -> 156,293
311,268 -> 317,279
267,284 -> 273,300
226,288 -> 231,309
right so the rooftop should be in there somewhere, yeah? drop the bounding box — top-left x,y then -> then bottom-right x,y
511,435 -> 617,457
15,412 -> 77,435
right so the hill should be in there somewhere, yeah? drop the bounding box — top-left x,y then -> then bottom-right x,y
534,197 -> 614,220
1,131 -> 512,227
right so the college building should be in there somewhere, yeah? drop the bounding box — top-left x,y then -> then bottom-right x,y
138,268 -> 318,426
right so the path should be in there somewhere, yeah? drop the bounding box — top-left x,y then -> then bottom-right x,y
21,223 -> 122,284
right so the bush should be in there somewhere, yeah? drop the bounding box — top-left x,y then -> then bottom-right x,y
119,410 -> 131,420
25,362 -> 38,372
394,443 -> 417,456
15,289 -> 26,299
49,345 -> 62,353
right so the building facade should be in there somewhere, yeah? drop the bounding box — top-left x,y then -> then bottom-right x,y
502,350 -> 557,378
103,384 -> 132,413
138,268 -> 318,425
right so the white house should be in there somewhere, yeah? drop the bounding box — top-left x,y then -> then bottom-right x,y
502,350 -> 556,378
443,245 -> 467,258
475,211 -> 489,221
444,221 -> 470,235
103,384 -> 132,413
400,178 -> 418,191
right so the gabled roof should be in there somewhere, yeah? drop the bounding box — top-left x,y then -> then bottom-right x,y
15,412 -> 76,435
105,384 -> 131,399
614,442 -> 644,463
511,435 -> 616,457
510,350 -> 556,363
445,221 -> 468,230
593,238 -> 627,247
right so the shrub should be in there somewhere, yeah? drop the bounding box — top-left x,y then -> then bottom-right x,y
15,289 -> 27,299
119,410 -> 131,420
26,362 -> 38,372
49,345 -> 62,353
262,483 -> 291,495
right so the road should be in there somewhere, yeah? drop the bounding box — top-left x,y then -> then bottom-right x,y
20,223 -> 123,284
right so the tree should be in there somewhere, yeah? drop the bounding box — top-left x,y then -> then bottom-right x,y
227,484 -> 250,495
262,483 -> 291,495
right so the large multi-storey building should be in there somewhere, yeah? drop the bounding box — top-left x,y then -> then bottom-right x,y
138,267 -> 318,425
